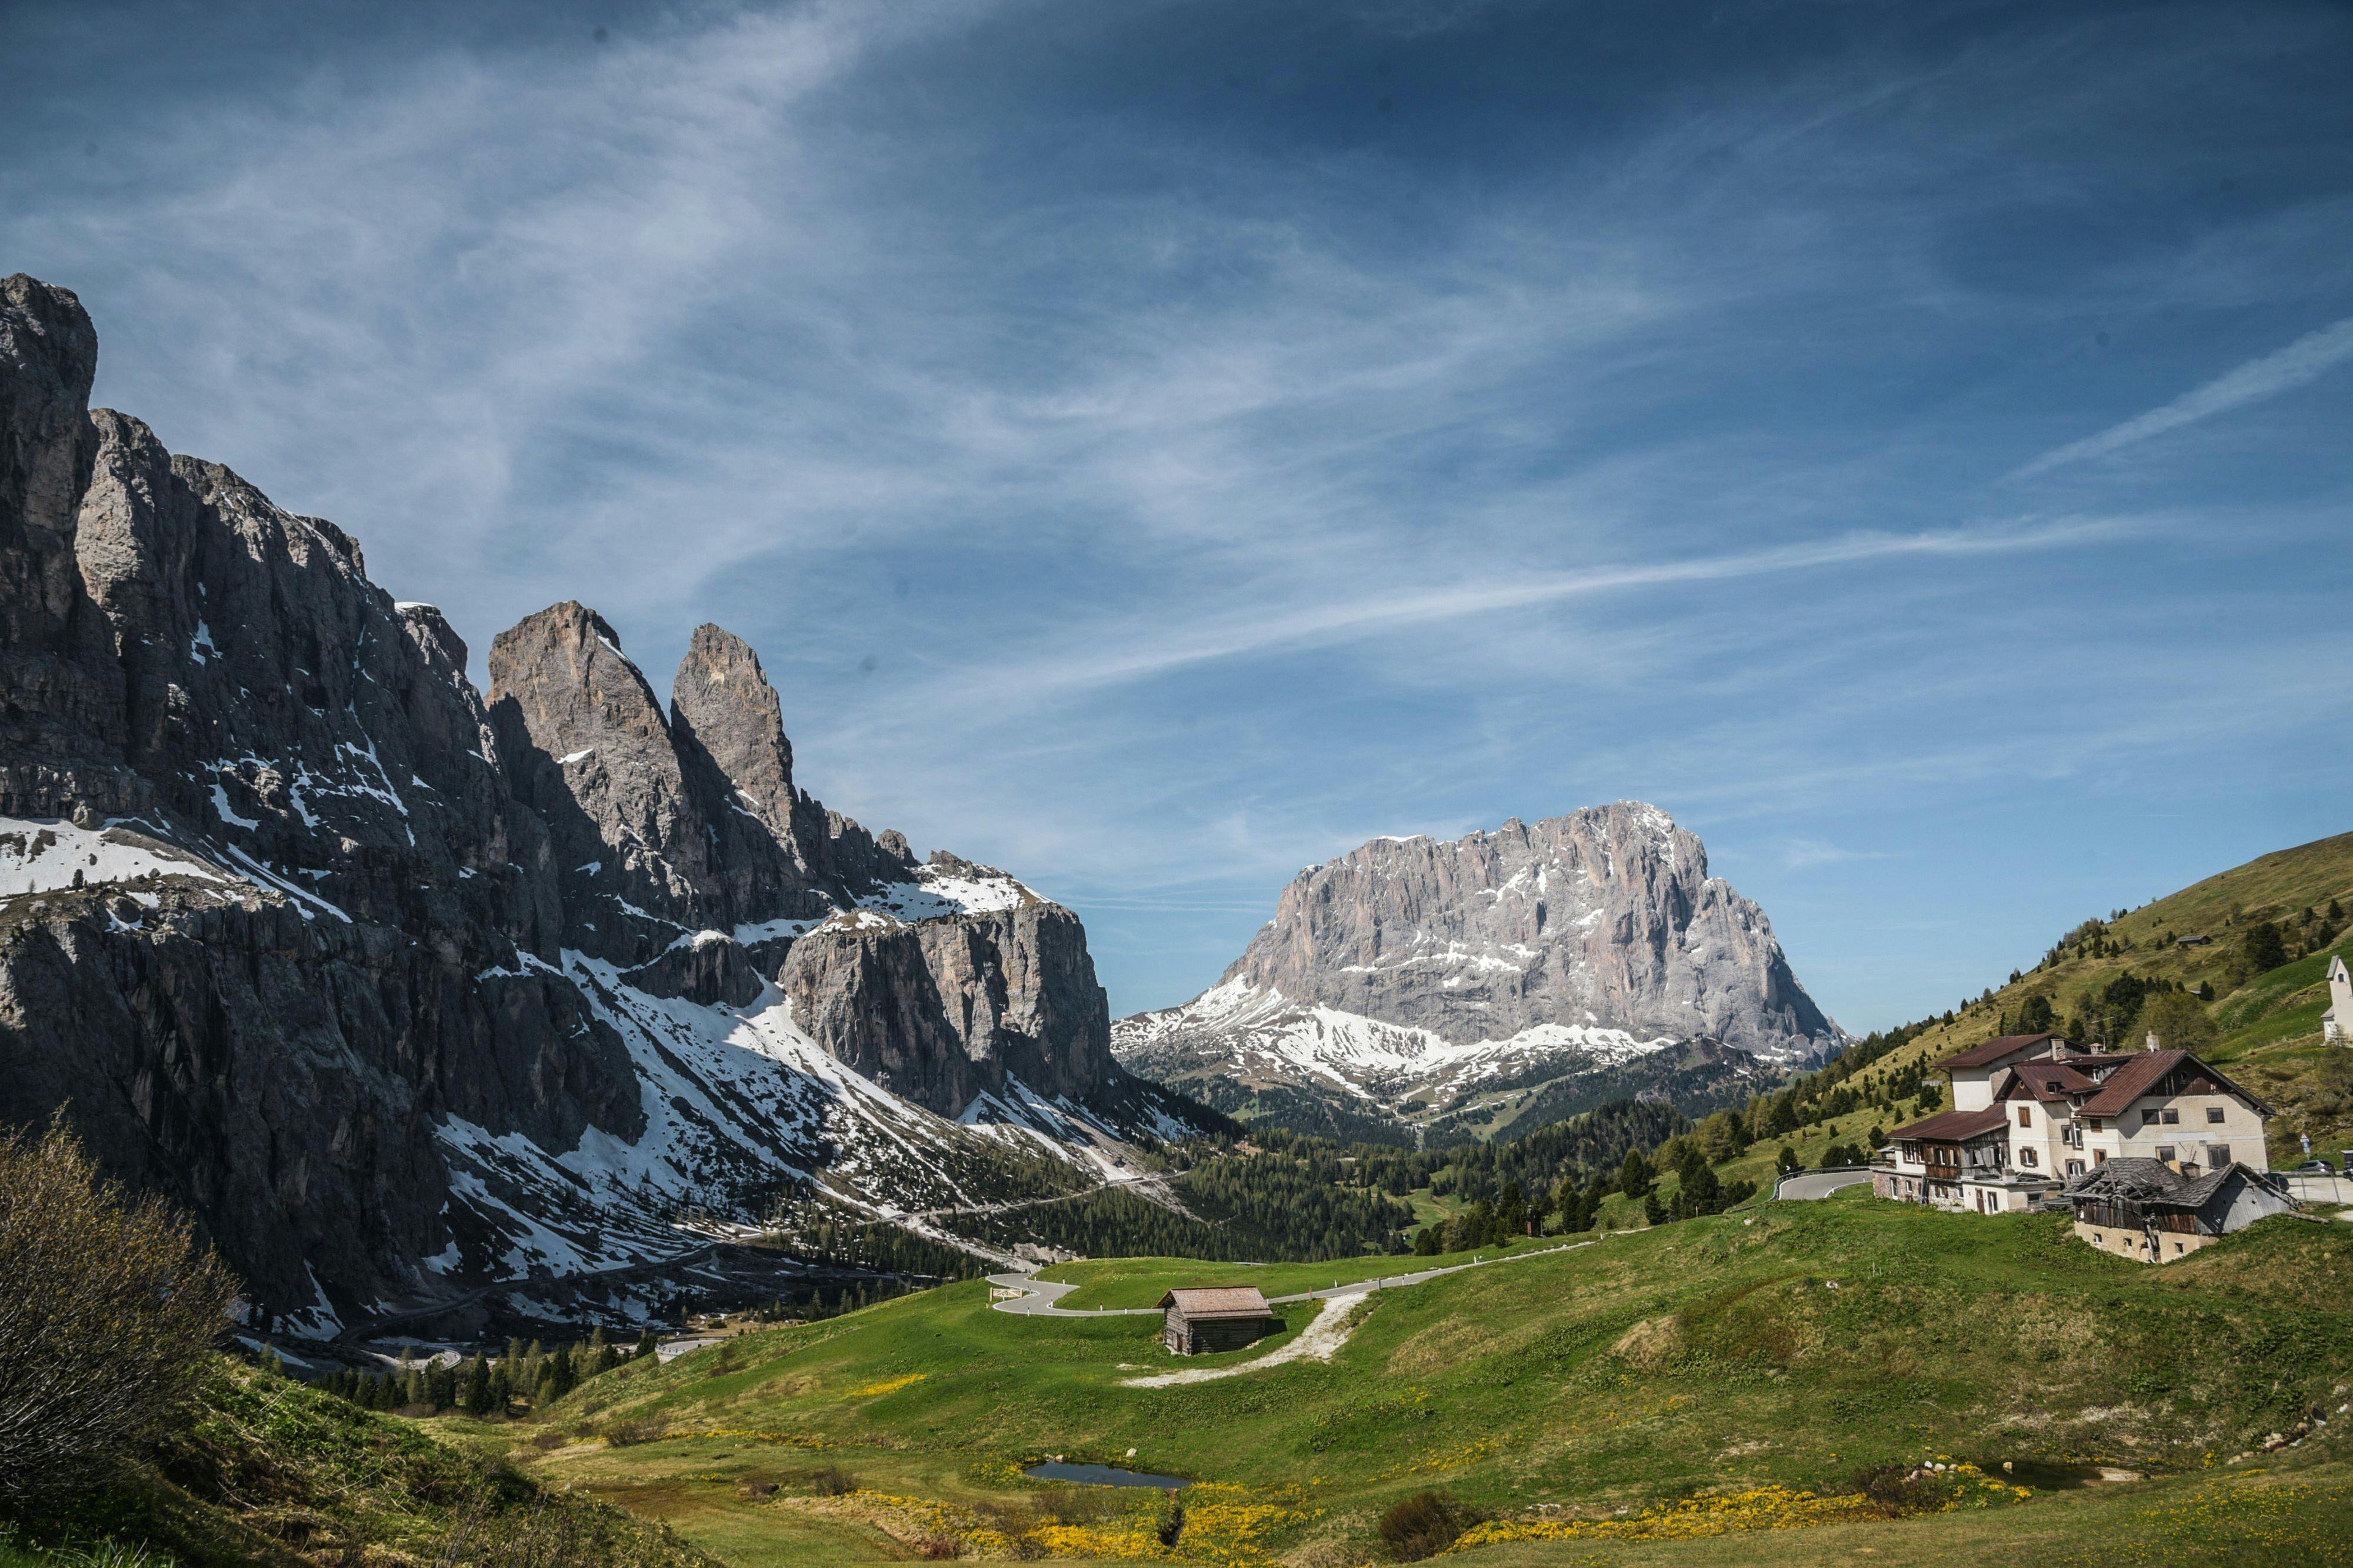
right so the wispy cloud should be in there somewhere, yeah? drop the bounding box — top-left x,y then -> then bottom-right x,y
4,0 -> 2345,1027
2014,316 -> 2353,478
1779,838 -> 1895,871
906,516 -> 2148,708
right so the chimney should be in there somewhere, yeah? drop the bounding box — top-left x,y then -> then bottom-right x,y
2145,1033 -> 2159,1052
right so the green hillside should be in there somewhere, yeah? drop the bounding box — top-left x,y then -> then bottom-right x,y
0,1360 -> 714,1568
478,1189 -> 2352,1566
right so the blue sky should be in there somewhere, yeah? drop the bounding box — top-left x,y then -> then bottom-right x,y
5,0 -> 2349,1032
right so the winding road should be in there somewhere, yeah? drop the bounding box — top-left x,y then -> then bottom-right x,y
985,1235 -> 1603,1319
1772,1167 -> 1877,1201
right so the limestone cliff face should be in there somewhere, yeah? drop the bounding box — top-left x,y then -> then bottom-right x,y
1234,803 -> 1838,1058
0,273 -> 1155,1332
776,886 -> 1119,1115
0,276 -> 142,819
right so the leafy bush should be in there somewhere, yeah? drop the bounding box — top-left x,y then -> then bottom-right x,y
1377,1490 -> 1480,1561
1851,1463 -> 1946,1516
603,1419 -> 668,1447
808,1464 -> 859,1496
0,1119 -> 237,1507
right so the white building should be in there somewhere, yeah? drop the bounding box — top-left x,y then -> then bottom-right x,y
2325,954 -> 2349,1045
1876,1042 -> 2273,1215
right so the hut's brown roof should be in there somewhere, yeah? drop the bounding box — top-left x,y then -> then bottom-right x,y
1891,1107 -> 2008,1142
2064,1157 -> 2284,1212
2077,1050 -> 2189,1116
1158,1286 -> 1275,1319
2075,1048 -> 2273,1118
1937,1033 -> 2065,1070
2003,1063 -> 2101,1102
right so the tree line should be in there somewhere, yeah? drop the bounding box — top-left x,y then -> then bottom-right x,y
313,1327 -> 658,1416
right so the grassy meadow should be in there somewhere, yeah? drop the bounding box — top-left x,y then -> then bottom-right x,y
465,1186 -> 2353,1565
1035,1246 -> 1567,1310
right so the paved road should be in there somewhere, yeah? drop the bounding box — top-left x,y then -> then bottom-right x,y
1774,1168 -> 1876,1201
986,1237 -> 1602,1319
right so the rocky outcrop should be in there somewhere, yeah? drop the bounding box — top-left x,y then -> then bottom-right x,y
774,886 -> 1121,1116
1114,803 -> 1839,1139
0,276 -> 141,820
0,273 -> 1172,1334
1239,804 -> 1837,1056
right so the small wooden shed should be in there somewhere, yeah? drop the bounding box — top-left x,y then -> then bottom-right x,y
1158,1286 -> 1279,1355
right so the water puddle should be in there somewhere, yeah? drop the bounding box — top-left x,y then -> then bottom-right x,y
1025,1461 -> 1191,1489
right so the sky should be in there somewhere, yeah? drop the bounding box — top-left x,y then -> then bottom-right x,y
5,0 -> 2349,1032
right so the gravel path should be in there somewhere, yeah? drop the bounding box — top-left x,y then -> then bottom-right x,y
984,1237 -> 1603,1321
1116,1292 -> 1364,1386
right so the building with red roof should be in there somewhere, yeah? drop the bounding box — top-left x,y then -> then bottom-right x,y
1875,1036 -> 2275,1222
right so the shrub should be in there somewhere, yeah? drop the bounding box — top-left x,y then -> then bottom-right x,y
916,1537 -> 961,1559
1377,1490 -> 1479,1561
808,1464 -> 859,1496
1851,1463 -> 1945,1515
603,1419 -> 668,1447
0,1118 -> 239,1508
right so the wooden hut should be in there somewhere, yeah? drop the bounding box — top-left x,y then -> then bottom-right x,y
1158,1286 -> 1279,1355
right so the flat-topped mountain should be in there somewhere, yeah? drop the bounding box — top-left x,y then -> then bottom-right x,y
1115,803 -> 1840,1140
0,273 -> 1195,1337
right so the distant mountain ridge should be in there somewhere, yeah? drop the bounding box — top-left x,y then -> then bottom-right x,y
1114,802 -> 1840,1139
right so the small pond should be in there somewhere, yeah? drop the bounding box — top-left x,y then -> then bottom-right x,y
1025,1462 -> 1191,1489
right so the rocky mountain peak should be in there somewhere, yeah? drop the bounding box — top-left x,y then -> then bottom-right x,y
671,622 -> 795,823
1234,800 -> 1831,1056
1115,800 -> 1837,1142
489,600 -> 721,950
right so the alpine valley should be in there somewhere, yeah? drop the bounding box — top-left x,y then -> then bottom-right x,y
1114,805 -> 1845,1144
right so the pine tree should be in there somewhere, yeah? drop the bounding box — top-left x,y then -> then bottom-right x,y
635,1327 -> 661,1362
1641,1192 -> 1666,1227
1494,1181 -> 1527,1242
587,1327 -> 617,1379
463,1353 -> 493,1416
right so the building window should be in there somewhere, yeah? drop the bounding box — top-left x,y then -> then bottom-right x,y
2206,1145 -> 2230,1167
2021,1147 -> 2038,1167
2089,1117 -> 2104,1131
2157,1145 -> 2177,1163
2094,1151 -> 2107,1165
2205,1106 -> 2224,1124
2161,1109 -> 2180,1125
2067,1159 -> 2084,1176
2017,1106 -> 2032,1127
